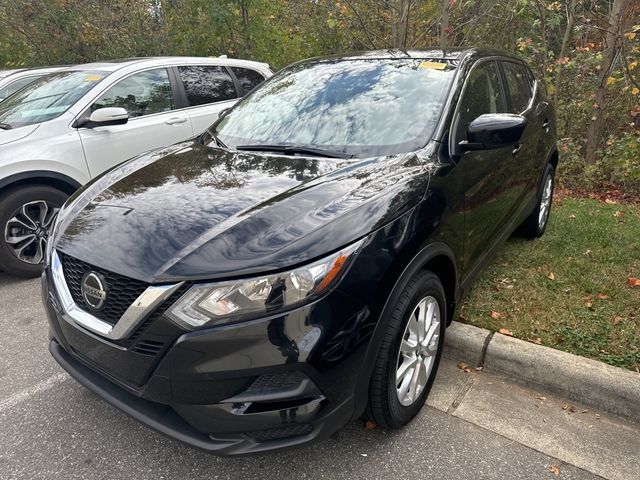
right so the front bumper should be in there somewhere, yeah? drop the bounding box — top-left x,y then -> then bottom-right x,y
43,268 -> 374,455
49,340 -> 354,455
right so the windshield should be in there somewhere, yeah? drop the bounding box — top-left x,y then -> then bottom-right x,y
0,70 -> 107,128
213,58 -> 456,157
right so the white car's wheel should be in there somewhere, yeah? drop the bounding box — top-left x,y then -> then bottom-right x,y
0,185 -> 68,277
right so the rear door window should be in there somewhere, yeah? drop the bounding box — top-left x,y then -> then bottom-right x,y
177,66 -> 237,106
230,67 -> 266,95
502,61 -> 534,113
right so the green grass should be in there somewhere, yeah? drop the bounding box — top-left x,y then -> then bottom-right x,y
459,195 -> 640,371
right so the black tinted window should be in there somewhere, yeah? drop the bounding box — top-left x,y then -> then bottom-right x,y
178,66 -> 236,106
502,61 -> 533,113
231,67 -> 265,95
457,61 -> 507,141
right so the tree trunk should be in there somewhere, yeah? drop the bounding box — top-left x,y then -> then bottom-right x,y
240,0 -> 251,54
440,0 -> 449,49
393,0 -> 411,48
534,0 -> 549,82
553,0 -> 578,108
584,0 -> 628,165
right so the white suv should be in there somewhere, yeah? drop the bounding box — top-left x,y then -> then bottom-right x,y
0,56 -> 272,276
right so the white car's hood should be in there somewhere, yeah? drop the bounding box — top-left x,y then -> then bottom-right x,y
0,124 -> 39,147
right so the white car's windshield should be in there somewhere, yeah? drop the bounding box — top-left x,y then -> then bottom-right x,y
0,70 -> 107,129
213,58 -> 457,157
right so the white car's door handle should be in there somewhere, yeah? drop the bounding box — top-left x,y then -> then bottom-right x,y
165,117 -> 188,125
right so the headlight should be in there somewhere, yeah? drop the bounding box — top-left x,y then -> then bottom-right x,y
167,239 -> 364,329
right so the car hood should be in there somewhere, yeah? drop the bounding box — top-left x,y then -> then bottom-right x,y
0,124 -> 39,146
54,141 -> 432,283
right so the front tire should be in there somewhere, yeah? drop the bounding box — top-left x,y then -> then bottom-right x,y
518,163 -> 555,238
0,185 -> 68,278
367,270 -> 446,428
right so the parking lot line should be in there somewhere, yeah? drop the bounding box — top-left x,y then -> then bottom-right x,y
0,372 -> 69,413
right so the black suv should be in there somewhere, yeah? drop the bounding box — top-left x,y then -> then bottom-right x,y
42,49 -> 557,455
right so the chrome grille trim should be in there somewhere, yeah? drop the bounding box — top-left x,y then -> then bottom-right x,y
51,249 -> 184,341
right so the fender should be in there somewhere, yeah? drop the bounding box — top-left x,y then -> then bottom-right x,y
0,170 -> 82,193
352,241 -> 457,420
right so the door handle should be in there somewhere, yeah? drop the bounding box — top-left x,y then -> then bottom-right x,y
512,143 -> 523,155
165,117 -> 187,125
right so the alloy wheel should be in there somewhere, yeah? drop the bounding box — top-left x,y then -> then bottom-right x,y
395,296 -> 441,406
538,174 -> 553,230
4,200 -> 59,265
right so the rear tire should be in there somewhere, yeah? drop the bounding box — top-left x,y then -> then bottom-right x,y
367,270 -> 446,428
0,185 -> 68,278
517,163 -> 555,238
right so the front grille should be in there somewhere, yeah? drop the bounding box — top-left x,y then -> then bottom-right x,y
60,253 -> 149,325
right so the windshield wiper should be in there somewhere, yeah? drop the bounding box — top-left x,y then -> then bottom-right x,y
235,144 -> 353,159
0,123 -> 12,130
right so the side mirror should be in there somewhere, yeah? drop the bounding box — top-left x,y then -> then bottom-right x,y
460,114 -> 526,151
86,107 -> 129,127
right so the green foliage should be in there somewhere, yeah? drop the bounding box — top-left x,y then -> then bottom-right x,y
0,0 -> 638,193
461,197 -> 640,371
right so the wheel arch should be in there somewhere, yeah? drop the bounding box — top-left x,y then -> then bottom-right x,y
0,171 -> 81,197
548,149 -> 558,171
353,241 -> 459,420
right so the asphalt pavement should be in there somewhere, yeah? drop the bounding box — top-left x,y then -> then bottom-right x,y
0,271 -> 637,480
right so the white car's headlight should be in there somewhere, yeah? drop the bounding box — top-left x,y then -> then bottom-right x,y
167,239 -> 364,329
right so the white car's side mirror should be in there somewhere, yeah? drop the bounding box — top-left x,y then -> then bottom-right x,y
87,107 -> 129,127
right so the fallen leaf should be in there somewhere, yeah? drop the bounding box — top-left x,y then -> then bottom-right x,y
597,293 -> 609,300
537,395 -> 547,401
533,337 -> 542,345
550,464 -> 561,476
475,366 -> 484,372
490,311 -> 502,319
498,327 -> 513,336
605,198 -> 617,204
583,249 -> 593,256
612,315 -> 623,325
614,210 -> 624,218
360,453 -> 368,457
581,409 -> 589,414
457,361 -> 470,373
547,272 -> 556,281
568,213 -> 576,219
627,277 -> 640,288
585,300 -> 594,310
364,420 -> 377,431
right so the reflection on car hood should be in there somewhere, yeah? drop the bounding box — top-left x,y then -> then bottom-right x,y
54,141 -> 431,282
0,124 -> 39,147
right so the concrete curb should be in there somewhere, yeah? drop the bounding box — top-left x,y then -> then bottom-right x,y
444,321 -> 640,423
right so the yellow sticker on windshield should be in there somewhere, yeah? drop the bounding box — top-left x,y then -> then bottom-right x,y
84,75 -> 103,82
418,61 -> 447,71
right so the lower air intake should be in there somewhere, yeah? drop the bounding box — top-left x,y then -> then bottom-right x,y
245,423 -> 313,442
